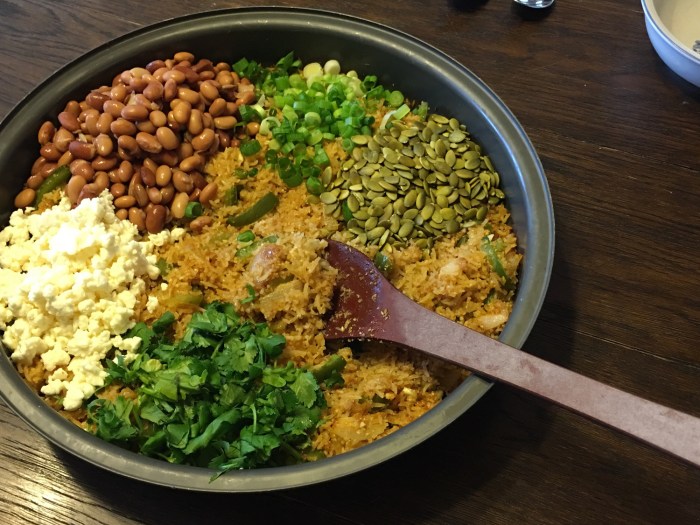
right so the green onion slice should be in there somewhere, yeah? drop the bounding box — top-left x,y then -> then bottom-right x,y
226,192 -> 279,227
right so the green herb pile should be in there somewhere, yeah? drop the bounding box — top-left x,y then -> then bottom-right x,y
87,301 -> 344,478
232,52 -> 415,194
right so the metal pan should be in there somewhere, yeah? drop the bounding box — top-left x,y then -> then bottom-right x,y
0,7 -> 554,492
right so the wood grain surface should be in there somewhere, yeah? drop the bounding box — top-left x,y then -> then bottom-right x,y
1,1 -> 699,523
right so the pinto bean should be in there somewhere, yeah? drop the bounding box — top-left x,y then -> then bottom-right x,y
111,118 -> 138,136
110,183 -> 127,198
91,155 -> 118,171
37,121 -> 55,146
155,165 -> 172,187
53,127 -> 74,152
170,191 -> 190,219
121,104 -> 150,122
140,166 -> 157,187
65,175 -> 87,204
14,188 -> 36,208
172,170 -> 194,193
68,140 -> 96,160
136,132 -> 162,154
128,207 -> 147,231
155,126 -> 179,150
57,113 -> 79,133
198,182 -> 218,206
189,215 -> 213,232
145,204 -> 167,233
70,159 -> 94,180
94,134 -> 114,157
40,142 -> 62,161
191,128 -> 215,152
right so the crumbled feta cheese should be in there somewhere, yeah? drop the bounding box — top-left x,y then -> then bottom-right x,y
146,295 -> 159,313
0,192 -> 178,410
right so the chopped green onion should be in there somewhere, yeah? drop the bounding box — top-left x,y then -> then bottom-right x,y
235,235 -> 278,260
289,73 -> 306,90
306,176 -> 323,196
238,105 -> 259,122
259,116 -> 280,135
373,251 -> 393,276
164,292 -> 204,307
232,57 -> 265,83
481,236 -> 513,290
276,51 -> 300,73
312,146 -> 329,166
223,184 -> 243,205
234,167 -> 259,179
386,90 -> 404,108
455,233 -> 469,247
413,101 -> 429,119
341,200 -> 353,222
311,354 -> 346,387
236,230 -> 256,243
304,111 -> 321,127
240,284 -> 257,304
275,76 -> 291,91
240,139 -> 262,156
184,202 -> 203,219
393,103 -> 410,120
226,192 -> 279,227
307,129 -> 324,145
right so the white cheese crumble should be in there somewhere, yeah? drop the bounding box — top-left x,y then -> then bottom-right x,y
0,192 -> 178,410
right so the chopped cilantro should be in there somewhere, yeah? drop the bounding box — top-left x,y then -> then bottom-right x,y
87,301 -> 339,479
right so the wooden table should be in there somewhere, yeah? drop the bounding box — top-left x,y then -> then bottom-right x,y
1,1 -> 699,523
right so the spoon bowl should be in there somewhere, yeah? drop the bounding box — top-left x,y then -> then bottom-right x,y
323,239 -> 700,468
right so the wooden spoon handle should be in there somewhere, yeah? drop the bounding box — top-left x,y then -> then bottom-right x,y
323,240 -> 700,468
386,295 -> 700,468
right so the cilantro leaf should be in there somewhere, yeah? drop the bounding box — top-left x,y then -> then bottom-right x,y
290,371 -> 319,408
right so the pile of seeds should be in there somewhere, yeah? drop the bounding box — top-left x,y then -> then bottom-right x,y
319,114 -> 505,249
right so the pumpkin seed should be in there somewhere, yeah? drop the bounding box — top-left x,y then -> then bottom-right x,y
398,221 -> 414,238
440,207 -> 457,221
403,208 -> 420,220
347,194 -> 360,212
449,130 -> 466,143
317,110 -> 505,248
416,191 -> 426,209
319,192 -> 337,204
367,226 -> 386,241
352,134 -> 370,145
389,214 -> 401,233
465,157 -> 481,170
445,218 -> 460,234
372,196 -> 391,208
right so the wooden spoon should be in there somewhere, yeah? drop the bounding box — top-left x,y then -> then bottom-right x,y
323,239 -> 700,468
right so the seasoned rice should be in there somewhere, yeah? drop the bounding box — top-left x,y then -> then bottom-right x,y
132,142 -> 521,458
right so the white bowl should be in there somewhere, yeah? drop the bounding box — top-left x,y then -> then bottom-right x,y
641,0 -> 700,87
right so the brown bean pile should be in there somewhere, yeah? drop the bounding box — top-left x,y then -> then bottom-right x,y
14,51 -> 259,233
